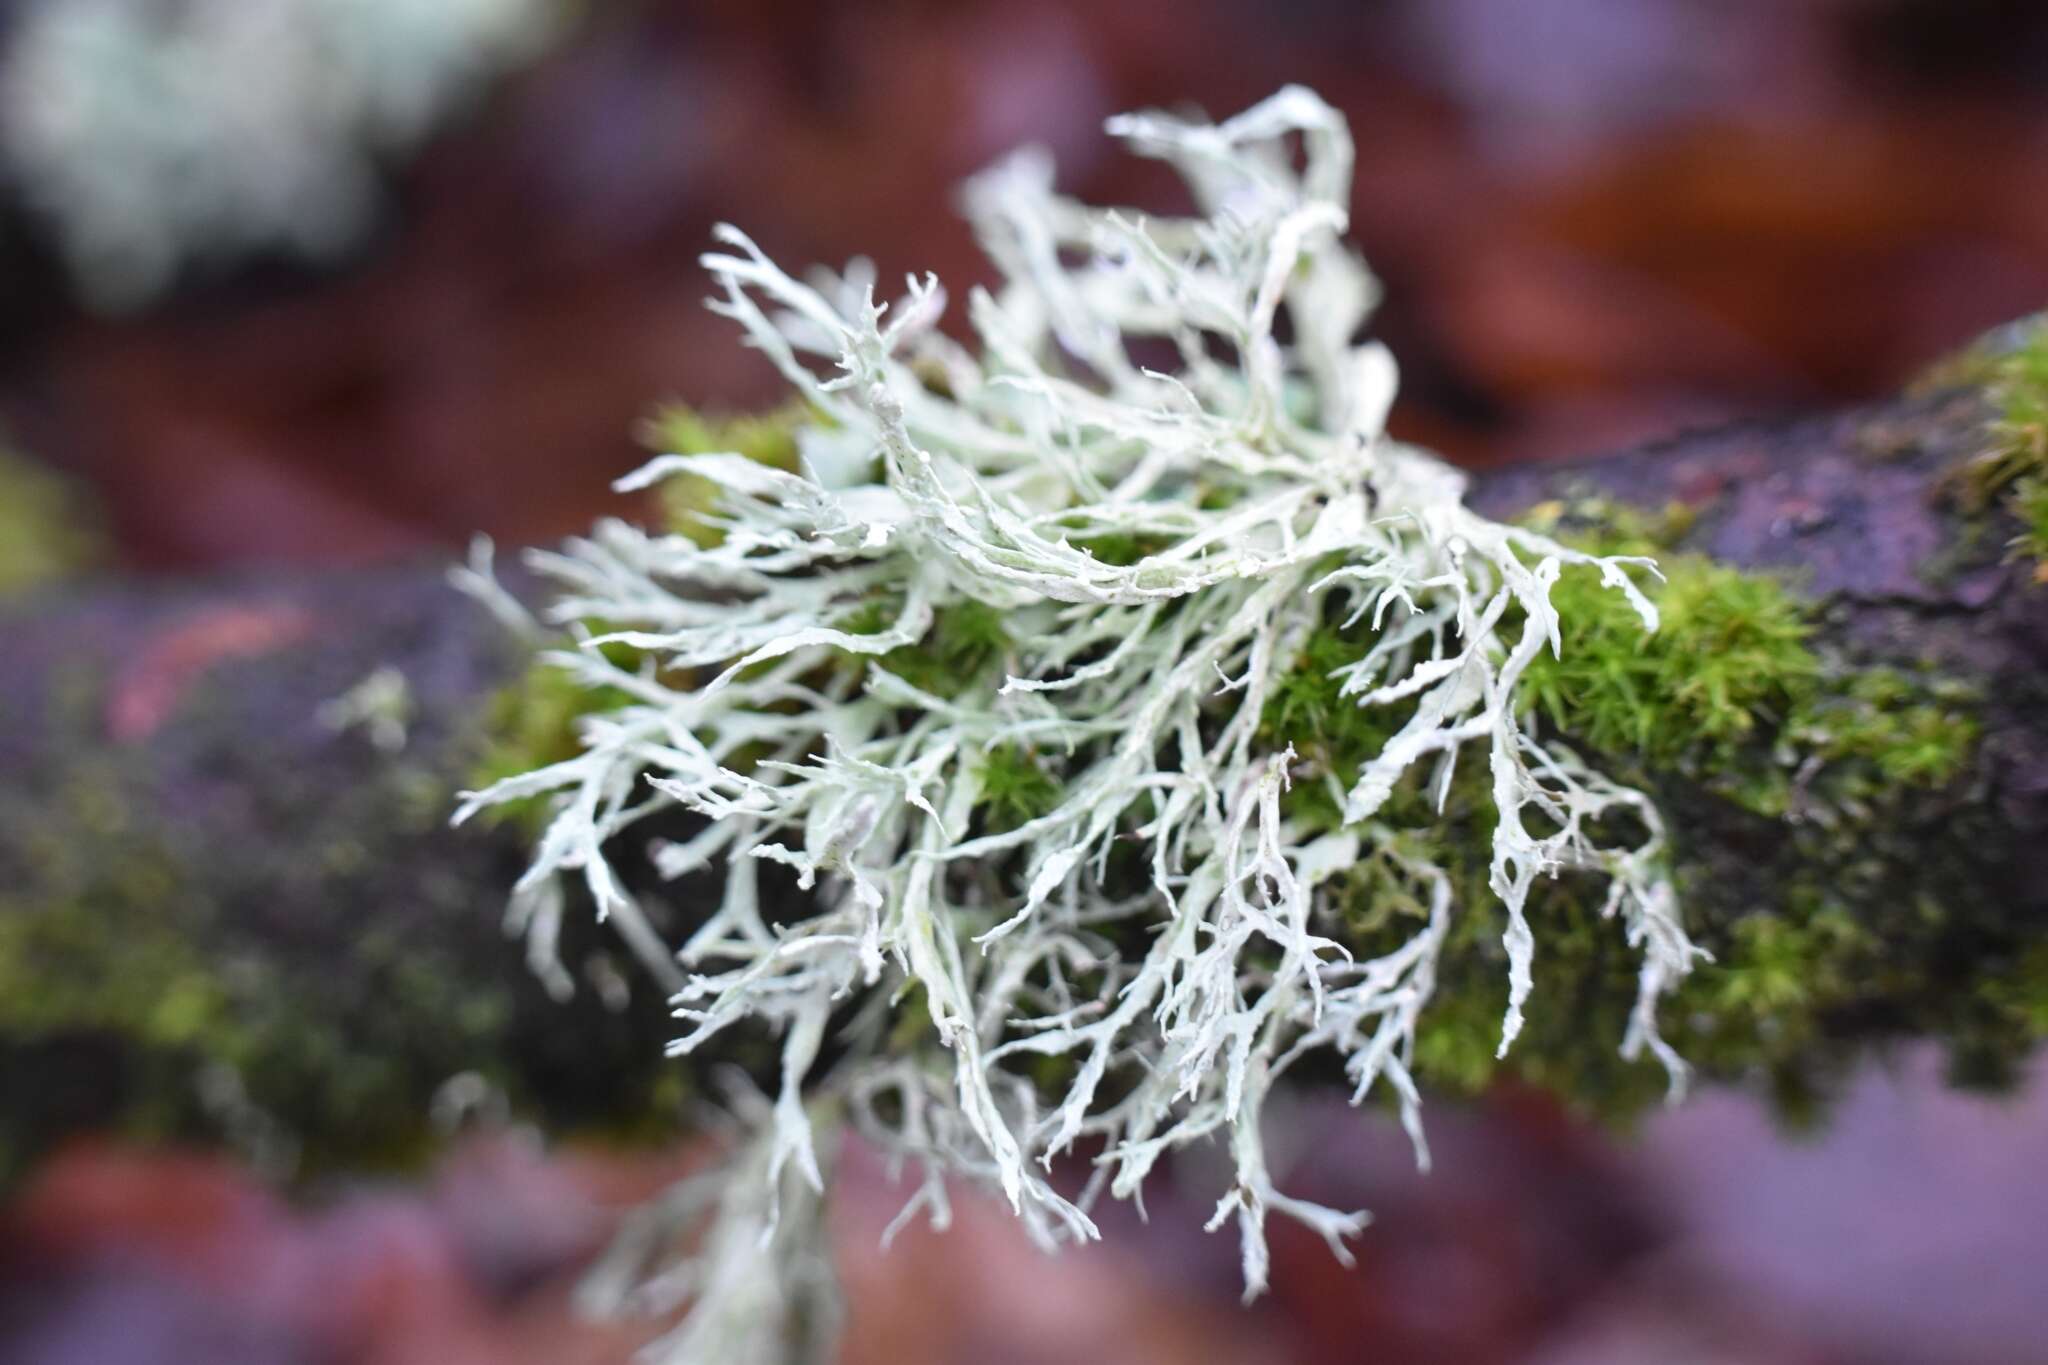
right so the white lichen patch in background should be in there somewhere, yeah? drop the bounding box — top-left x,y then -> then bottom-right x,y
0,0 -> 564,310
457,85 -> 1701,1354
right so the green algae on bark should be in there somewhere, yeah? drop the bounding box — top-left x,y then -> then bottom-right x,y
0,574 -> 690,1186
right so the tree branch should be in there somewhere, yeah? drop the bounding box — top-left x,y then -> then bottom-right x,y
3,380 -> 2041,1175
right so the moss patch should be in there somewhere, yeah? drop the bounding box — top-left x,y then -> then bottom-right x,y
469,661 -> 638,834
1260,495 -> 1999,1123
864,599 -> 1015,700
1,637 -> 684,1186
2010,476 -> 2048,580
1947,316 -> 2048,573
973,743 -> 1063,833
0,445 -> 100,594
1521,516 -> 1815,775
644,401 -> 811,546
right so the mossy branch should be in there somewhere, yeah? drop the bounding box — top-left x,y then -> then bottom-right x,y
2,369 -> 2042,1180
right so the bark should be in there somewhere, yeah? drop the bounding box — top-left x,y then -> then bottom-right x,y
2,382 -> 2042,1175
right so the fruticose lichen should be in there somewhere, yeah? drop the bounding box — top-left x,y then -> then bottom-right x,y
0,0 -> 565,310
458,87 -> 1704,1342
1395,496 -> 1993,1122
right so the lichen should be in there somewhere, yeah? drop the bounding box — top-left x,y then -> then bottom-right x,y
317,665 -> 412,752
0,0 -> 567,310
438,85 -> 2048,1361
1238,488 -> 1995,1124
1511,497 -> 1977,819
464,87 -> 1701,1334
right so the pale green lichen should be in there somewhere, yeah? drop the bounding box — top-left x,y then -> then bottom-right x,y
1295,494 -> 1990,1123
460,87 -> 1701,1346
0,0 -> 567,309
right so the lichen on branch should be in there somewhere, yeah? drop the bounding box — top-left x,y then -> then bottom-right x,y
456,85 -> 1703,1331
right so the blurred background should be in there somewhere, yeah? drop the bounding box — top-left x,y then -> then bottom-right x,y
1,1 -> 2046,1362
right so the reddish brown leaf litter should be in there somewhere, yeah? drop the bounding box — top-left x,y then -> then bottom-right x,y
5,0 -> 2048,569
4,1050 -> 2041,1364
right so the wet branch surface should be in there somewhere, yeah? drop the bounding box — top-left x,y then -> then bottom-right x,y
2,383 -> 2042,1175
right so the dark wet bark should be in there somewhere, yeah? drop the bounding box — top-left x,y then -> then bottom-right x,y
2,381 -> 2042,1174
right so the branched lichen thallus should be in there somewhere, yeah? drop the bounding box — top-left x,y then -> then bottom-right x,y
454,83 -> 1702,1355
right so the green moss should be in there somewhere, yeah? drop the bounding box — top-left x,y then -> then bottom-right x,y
1265,626 -> 1404,763
1260,623 -> 1410,831
869,599 -> 1014,699
0,854 -> 238,1056
1512,498 -> 1814,781
643,401 -> 811,547
1065,530 -> 1173,567
0,752 -> 519,1177
2010,477 -> 2048,579
974,744 -> 1063,832
835,598 -> 900,638
1507,502 -> 1976,818
1910,317 -> 2038,396
1709,906 -> 1870,1019
1948,316 -> 2048,572
1980,943 -> 2048,1042
1258,495 -> 1999,1123
1523,544 -> 1816,773
0,444 -> 100,594
1338,830 -> 1998,1126
1988,320 -> 2048,473
1790,668 -> 1978,792
470,662 -> 637,833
